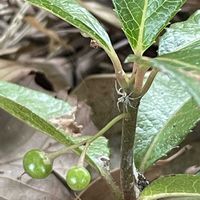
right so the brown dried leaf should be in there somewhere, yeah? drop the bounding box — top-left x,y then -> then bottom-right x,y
23,57 -> 73,91
0,46 -> 21,56
49,113 -> 83,136
24,16 -> 73,52
0,175 -> 70,200
49,94 -> 98,137
0,59 -> 37,82
72,74 -> 118,131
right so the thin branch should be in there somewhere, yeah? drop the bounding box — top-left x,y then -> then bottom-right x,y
78,142 -> 90,167
48,139 -> 88,161
141,68 -> 159,97
156,145 -> 192,166
134,64 -> 146,95
106,48 -> 129,89
0,2 -> 30,48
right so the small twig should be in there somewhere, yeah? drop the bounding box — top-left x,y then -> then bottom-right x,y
0,2 -> 30,48
106,48 -> 129,89
141,68 -> 159,97
74,193 -> 82,200
48,139 -> 88,161
156,145 -> 192,165
134,64 -> 146,95
120,61 -> 148,200
78,142 -> 90,167
131,62 -> 137,80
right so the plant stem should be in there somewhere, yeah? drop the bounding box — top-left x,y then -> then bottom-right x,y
78,142 -> 90,167
120,103 -> 140,200
106,48 -> 129,89
141,69 -> 159,97
134,64 -> 146,95
120,63 -> 146,200
48,139 -> 88,160
89,113 -> 128,143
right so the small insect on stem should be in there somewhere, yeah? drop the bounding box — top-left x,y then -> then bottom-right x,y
115,81 -> 137,112
137,172 -> 149,191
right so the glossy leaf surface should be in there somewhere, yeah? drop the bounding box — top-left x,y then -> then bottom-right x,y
112,0 -> 186,54
159,10 -> 200,55
149,11 -> 200,104
142,40 -> 200,105
135,74 -> 200,171
139,175 -> 200,200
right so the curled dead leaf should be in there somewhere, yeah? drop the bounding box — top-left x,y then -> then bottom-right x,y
49,113 -> 83,136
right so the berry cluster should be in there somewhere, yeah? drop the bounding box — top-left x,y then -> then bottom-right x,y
23,149 -> 91,191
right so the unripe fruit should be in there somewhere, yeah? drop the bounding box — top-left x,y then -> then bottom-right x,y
66,166 -> 91,191
23,149 -> 52,179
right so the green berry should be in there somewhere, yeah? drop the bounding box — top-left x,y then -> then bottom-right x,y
66,166 -> 91,191
23,149 -> 52,179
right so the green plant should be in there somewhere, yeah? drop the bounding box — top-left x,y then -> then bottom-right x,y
1,0 -> 200,200
66,166 -> 91,191
23,149 -> 53,179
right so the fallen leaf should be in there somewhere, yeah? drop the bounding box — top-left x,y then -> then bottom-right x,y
0,59 -> 37,82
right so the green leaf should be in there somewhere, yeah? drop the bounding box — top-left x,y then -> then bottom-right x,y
159,10 -> 200,55
139,175 -> 200,200
141,40 -> 200,105
73,136 -> 110,168
112,0 -> 186,54
0,81 -> 109,171
26,0 -> 112,52
149,11 -> 200,104
88,137 -> 110,167
135,73 -> 200,171
0,82 -> 74,142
